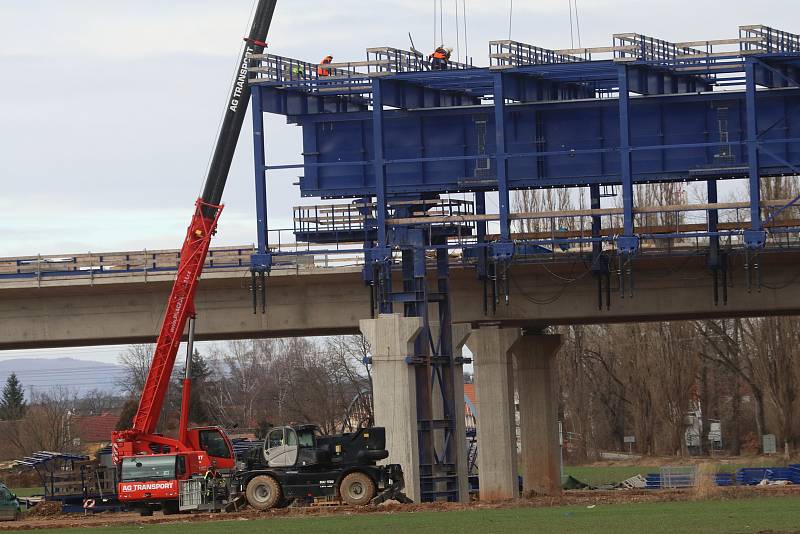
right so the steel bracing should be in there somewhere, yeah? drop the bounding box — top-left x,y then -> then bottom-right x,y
248,25 -> 800,502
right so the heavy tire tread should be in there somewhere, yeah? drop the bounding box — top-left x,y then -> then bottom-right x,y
339,472 -> 376,506
245,475 -> 283,511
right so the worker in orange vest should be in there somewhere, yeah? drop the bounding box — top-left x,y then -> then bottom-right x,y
318,55 -> 333,76
429,46 -> 452,71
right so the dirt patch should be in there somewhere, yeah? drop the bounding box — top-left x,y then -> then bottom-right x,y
24,502 -> 63,519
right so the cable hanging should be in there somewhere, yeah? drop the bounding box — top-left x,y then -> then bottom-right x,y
433,0 -> 437,50
440,0 -> 444,46
455,0 -> 460,62
463,0 -> 468,63
508,0 -> 513,40
569,0 -> 574,48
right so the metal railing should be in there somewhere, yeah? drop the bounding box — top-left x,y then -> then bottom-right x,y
294,198 -> 476,238
365,47 -> 473,75
613,33 -> 706,65
247,53 -> 373,97
489,40 -> 584,68
740,25 -> 800,54
5,200 -> 800,283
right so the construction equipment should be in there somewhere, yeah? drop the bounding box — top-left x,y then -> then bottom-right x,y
226,425 -> 407,511
109,0 -> 407,515
110,0 -> 277,515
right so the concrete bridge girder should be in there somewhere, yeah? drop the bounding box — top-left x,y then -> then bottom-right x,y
2,252 -> 800,350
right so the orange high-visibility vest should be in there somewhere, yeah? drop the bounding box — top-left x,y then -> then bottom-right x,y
318,56 -> 333,76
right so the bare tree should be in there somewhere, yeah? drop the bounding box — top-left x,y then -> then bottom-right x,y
117,344 -> 154,398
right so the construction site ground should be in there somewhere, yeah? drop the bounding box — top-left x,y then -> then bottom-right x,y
5,486 -> 800,534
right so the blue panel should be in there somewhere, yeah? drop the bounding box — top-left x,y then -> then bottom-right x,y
296,88 -> 800,198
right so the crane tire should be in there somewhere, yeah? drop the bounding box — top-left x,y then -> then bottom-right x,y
245,475 -> 283,511
339,471 -> 376,506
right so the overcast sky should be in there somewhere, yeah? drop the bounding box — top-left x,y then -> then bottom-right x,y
1,0 -> 797,363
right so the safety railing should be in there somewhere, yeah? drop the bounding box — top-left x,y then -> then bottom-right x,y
5,199 -> 800,282
248,53 -> 364,83
0,246 -> 257,280
489,40 -> 584,68
247,53 -> 373,97
613,33 -> 701,62
365,47 -> 473,75
294,198 -> 476,238
740,25 -> 800,54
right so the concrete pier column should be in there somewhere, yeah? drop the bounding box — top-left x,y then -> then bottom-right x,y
466,326 -> 521,500
359,314 -> 423,502
512,333 -> 562,496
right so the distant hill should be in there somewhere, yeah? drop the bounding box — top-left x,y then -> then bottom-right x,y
0,358 -> 125,397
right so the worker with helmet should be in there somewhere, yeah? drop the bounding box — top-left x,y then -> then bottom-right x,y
318,55 -> 333,76
429,46 -> 452,71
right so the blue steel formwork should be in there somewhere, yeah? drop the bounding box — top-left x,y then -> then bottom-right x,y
248,26 -> 800,502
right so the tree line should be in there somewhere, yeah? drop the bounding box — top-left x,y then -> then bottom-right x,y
116,335 -> 372,438
520,177 -> 800,459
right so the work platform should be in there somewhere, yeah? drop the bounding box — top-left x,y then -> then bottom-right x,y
245,25 -> 800,503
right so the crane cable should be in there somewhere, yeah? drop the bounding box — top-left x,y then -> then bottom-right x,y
508,0 -> 513,40
569,0 -> 583,49
463,0 -> 468,64
432,0 -> 436,49
454,0 -> 460,63
440,0 -> 444,46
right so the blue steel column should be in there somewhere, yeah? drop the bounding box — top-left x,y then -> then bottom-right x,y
744,58 -> 766,249
617,64 -> 638,254
372,79 -> 388,249
250,87 -> 271,270
493,73 -> 511,243
371,78 -> 392,314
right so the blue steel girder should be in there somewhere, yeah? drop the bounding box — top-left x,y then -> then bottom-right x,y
752,54 -> 800,88
293,86 -> 800,200
256,84 -> 369,116
379,77 -> 482,109
625,63 -> 714,95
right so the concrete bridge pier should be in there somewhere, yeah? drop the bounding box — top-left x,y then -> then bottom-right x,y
466,326 -> 521,500
359,314 -> 423,502
512,333 -> 563,496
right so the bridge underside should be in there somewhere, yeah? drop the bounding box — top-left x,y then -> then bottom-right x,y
3,250 -> 800,350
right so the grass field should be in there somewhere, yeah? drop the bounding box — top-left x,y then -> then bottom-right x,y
16,496 -> 800,534
10,487 -> 41,498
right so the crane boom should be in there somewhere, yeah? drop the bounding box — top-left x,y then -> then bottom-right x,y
114,0 -> 277,445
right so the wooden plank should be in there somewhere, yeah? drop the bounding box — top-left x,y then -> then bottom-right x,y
675,63 -> 745,72
494,218 -> 800,240
326,60 -> 389,68
676,37 -> 761,47
555,45 -> 637,55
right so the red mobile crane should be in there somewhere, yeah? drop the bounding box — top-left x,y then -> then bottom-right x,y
111,0 -> 277,514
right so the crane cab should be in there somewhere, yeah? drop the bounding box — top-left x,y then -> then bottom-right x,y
187,427 -> 236,471
263,425 -> 323,467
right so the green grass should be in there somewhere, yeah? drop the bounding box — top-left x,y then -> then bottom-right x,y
9,487 -> 41,498
14,496 -> 800,534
